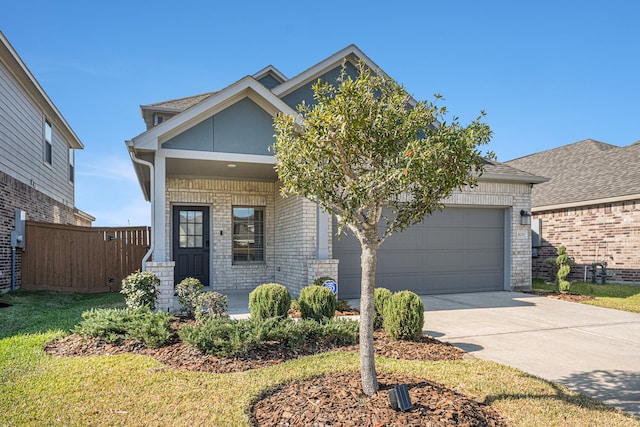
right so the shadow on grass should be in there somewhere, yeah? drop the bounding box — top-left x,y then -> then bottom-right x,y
485,370 -> 640,420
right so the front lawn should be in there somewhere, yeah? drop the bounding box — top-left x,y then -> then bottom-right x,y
1,290 -> 638,426
532,279 -> 640,313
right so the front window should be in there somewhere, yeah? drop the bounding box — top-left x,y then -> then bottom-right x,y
233,206 -> 264,263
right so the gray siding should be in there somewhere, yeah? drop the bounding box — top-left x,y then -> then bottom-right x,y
0,61 -> 74,207
162,97 -> 274,155
258,74 -> 281,89
282,62 -> 359,109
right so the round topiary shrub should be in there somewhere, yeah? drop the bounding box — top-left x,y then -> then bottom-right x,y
249,283 -> 291,321
176,277 -> 204,317
299,285 -> 337,322
374,287 -> 392,329
383,290 -> 424,340
120,270 -> 160,310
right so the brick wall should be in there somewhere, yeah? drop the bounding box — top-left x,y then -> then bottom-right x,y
167,178 -> 277,292
533,200 -> 640,283
0,170 -> 89,292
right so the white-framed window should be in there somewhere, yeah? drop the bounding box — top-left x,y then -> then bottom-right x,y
44,119 -> 52,165
232,206 -> 265,263
68,148 -> 75,183
154,115 -> 164,125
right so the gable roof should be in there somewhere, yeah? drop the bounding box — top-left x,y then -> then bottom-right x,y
130,75 -> 300,150
505,139 -> 640,209
0,31 -> 83,149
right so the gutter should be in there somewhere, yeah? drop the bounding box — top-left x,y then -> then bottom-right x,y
127,142 -> 154,269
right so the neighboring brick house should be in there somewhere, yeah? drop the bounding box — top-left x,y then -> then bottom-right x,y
127,45 -> 544,311
506,139 -> 640,284
0,31 -> 93,292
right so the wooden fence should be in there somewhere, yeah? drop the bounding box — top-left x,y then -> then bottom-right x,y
21,221 -> 151,293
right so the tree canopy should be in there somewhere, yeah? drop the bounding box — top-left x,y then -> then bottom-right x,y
273,61 -> 492,395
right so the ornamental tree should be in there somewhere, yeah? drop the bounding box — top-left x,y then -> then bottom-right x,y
273,62 -> 491,396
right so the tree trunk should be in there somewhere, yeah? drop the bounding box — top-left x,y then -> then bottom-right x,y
359,241 -> 379,396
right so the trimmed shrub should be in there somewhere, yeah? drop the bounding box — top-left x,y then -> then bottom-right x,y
249,283 -> 291,321
336,299 -> 351,312
120,270 -> 160,310
195,291 -> 228,321
73,307 -> 172,348
179,317 -> 258,357
374,287 -> 392,329
556,246 -> 571,294
299,285 -> 336,322
289,299 -> 301,312
383,291 -> 424,340
176,277 -> 204,317
312,276 -> 335,287
179,316 -> 358,357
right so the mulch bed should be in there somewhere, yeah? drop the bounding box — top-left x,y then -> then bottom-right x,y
526,290 -> 596,303
45,318 -> 510,426
252,371 -> 510,427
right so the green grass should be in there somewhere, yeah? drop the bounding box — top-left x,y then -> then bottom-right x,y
1,290 -> 638,426
0,289 -> 124,339
532,279 -> 640,313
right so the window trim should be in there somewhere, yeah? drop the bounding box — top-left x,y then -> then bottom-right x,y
232,205 -> 265,264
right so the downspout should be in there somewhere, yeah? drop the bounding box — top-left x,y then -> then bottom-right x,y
127,143 -> 154,270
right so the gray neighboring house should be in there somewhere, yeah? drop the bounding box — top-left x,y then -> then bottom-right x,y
0,31 -> 93,293
126,44 -> 545,311
506,139 -> 640,283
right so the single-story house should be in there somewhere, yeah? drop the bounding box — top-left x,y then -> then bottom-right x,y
126,44 -> 545,311
506,139 -> 640,284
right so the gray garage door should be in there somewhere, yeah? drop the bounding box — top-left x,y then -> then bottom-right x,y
332,207 -> 505,298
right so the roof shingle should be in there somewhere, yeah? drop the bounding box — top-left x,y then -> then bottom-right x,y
505,139 -> 640,208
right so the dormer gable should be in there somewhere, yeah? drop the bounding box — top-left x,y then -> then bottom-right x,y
252,65 -> 287,90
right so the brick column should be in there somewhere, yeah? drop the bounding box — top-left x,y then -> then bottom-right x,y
307,259 -> 339,293
145,261 -> 175,312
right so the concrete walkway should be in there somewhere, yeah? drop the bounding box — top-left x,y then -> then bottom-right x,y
224,289 -> 640,418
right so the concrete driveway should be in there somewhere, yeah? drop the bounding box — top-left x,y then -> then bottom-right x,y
422,291 -> 640,419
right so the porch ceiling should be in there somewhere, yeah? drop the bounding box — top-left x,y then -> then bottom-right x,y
166,158 -> 278,181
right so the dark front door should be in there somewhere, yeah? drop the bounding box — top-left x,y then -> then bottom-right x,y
173,206 -> 210,287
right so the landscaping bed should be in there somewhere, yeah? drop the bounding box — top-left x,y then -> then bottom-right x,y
42,317 -> 516,426
45,318 -> 465,373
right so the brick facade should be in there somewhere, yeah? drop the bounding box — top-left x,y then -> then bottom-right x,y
533,200 -> 640,284
0,170 -> 91,292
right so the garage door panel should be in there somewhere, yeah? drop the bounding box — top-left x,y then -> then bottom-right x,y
333,207 -> 505,298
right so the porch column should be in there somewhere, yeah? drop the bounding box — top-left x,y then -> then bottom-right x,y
316,200 -> 329,260
153,153 -> 167,261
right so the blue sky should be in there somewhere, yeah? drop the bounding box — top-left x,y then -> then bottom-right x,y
2,1 -> 638,226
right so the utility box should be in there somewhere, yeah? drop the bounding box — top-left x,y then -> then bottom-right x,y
11,210 -> 26,249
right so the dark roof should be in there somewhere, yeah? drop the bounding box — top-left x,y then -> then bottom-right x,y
142,92 -> 217,112
505,139 -> 640,208
480,158 -> 547,184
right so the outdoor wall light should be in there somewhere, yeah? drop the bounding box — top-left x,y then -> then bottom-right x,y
520,210 -> 532,225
